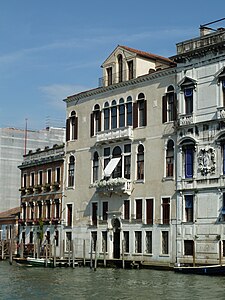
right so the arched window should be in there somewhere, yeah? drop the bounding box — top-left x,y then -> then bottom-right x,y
68,156 -> 75,187
111,100 -> 117,129
112,146 -> 122,178
162,86 -> 177,123
93,152 -> 99,182
126,96 -> 133,126
118,54 -> 123,83
90,104 -> 101,136
166,140 -> 174,177
119,98 -> 125,128
137,144 -> 144,180
133,93 -> 147,128
180,140 -> 195,179
104,102 -> 110,130
66,110 -> 78,141
179,77 -> 196,115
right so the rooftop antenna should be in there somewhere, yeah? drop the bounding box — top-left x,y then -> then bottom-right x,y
200,17 -> 225,30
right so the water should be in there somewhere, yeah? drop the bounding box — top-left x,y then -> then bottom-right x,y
1,261 -> 225,300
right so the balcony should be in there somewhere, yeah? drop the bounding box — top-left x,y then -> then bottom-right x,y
217,107 -> 225,119
96,127 -> 133,144
91,178 -> 132,196
178,114 -> 194,126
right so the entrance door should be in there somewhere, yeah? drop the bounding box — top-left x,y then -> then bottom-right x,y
113,218 -> 121,259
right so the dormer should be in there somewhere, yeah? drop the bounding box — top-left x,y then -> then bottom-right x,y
100,45 -> 175,87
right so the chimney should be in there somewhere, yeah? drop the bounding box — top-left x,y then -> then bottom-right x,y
200,26 -> 213,37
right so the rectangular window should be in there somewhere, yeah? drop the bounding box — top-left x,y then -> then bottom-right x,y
102,202 -> 108,221
184,88 -> 193,115
124,200 -> 130,220
102,231 -> 107,252
111,106 -> 117,129
124,155 -> 131,179
162,198 -> 170,224
135,231 -> 142,253
123,231 -> 129,253
128,60 -> 134,80
29,231 -> 33,244
67,204 -> 72,227
55,200 -> 60,219
146,231 -> 152,254
104,108 -> 110,130
47,169 -> 52,184
185,147 -> 194,179
92,203 -> 98,226
136,199 -> 142,221
126,102 -> 133,126
56,167 -> 61,183
46,201 -> 51,219
38,202 -> 42,219
146,199 -> 153,225
185,195 -> 193,222
168,92 -> 175,121
66,232 -> 72,251
23,174 -> 27,188
138,100 -> 145,127
107,67 -> 112,86
184,240 -> 194,256
91,231 -> 97,252
30,172 -> 35,186
162,231 -> 169,254
38,171 -> 43,185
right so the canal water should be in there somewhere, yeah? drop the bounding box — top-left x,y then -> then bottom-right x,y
1,261 -> 225,300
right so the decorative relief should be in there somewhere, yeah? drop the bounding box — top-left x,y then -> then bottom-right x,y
198,147 -> 216,175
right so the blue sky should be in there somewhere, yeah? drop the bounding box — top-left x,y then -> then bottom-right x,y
0,0 -> 225,130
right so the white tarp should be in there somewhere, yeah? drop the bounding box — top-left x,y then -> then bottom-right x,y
104,157 -> 121,177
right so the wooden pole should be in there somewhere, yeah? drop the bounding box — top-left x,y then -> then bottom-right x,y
83,240 -> 86,267
90,240 -> 93,269
1,241 -> 4,260
94,244 -> 97,271
72,240 -> 75,268
103,240 -> 106,268
122,240 -> 125,269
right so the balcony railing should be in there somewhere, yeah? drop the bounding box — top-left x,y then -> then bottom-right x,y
96,126 -> 133,143
91,178 -> 132,196
178,114 -> 194,126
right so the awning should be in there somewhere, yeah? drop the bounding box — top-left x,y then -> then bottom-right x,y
104,157 -> 121,177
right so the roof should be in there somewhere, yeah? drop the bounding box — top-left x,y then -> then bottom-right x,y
0,207 -> 20,219
119,45 -> 176,65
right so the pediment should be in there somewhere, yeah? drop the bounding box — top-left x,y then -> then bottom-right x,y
101,45 -> 137,68
178,76 -> 197,88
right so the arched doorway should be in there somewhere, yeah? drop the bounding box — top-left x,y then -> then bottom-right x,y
112,218 -> 120,259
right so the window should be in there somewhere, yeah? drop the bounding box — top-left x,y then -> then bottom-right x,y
38,202 -> 42,219
185,195 -> 193,222
137,144 -> 144,180
111,100 -> 117,129
92,203 -> 98,226
30,172 -> 35,186
104,102 -> 110,130
55,200 -> 60,219
221,193 -> 225,222
66,232 -> 72,251
138,93 -> 147,127
118,54 -> 123,83
136,199 -> 142,221
30,203 -> 34,220
222,143 -> 225,175
162,231 -> 169,254
91,231 -> 97,252
222,80 -> 225,106
123,231 -> 129,253
162,198 -> 170,224
119,98 -> 125,128
166,140 -> 174,177
184,88 -> 193,115
184,240 -> 194,256
124,144 -> 131,179
112,146 -> 122,178
102,202 -> 108,221
47,169 -> 52,184
162,86 -> 177,123
67,204 -> 72,227
184,145 -> 194,179
126,96 -> 133,126
104,147 -> 110,170
56,167 -> 61,183
93,152 -> 99,182
146,231 -> 152,254
55,230 -> 59,247
23,174 -> 27,188
38,171 -> 43,185
29,231 -> 33,244
128,60 -> 134,80
124,200 -> 130,220
135,231 -> 142,253
102,231 -> 107,252
46,200 -> 51,219
107,67 -> 112,86
46,231 -> 50,244
68,156 -> 75,187
146,199 -> 153,225
90,104 -> 101,136
66,111 -> 78,141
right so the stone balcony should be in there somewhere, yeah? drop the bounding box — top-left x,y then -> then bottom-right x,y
96,127 -> 133,144
91,178 -> 132,196
178,114 -> 194,126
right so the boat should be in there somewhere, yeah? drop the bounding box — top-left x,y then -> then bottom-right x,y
14,257 -> 52,267
174,263 -> 225,275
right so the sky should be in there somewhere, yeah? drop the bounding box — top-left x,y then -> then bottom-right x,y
0,0 -> 225,130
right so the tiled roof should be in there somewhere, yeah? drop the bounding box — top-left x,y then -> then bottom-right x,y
119,45 -> 176,65
0,207 -> 20,219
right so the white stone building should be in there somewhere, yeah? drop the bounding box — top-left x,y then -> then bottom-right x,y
63,45 -> 178,265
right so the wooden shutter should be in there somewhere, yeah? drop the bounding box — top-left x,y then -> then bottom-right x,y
133,102 -> 138,128
90,113 -> 94,137
173,93 -> 177,121
98,111 -> 101,132
74,116 -> 78,140
66,118 -> 70,141
162,95 -> 167,123
146,199 -> 153,224
143,100 -> 147,126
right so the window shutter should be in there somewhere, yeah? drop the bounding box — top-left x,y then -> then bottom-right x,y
90,113 -> 94,137
173,93 -> 177,121
162,95 -> 167,123
143,100 -> 147,126
133,102 -> 138,128
146,199 -> 153,224
66,118 -> 70,141
185,148 -> 193,178
74,116 -> 78,140
98,111 -> 101,132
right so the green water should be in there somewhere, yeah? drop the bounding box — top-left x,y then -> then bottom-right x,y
0,260 -> 225,300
